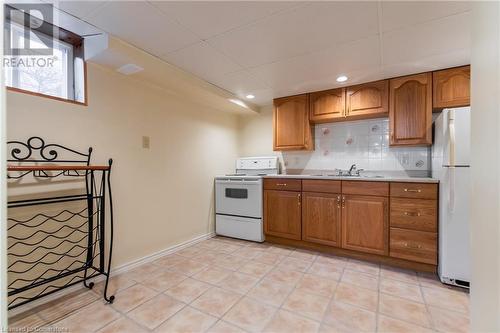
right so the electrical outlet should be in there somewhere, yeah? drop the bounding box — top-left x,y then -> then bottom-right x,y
399,152 -> 410,166
142,136 -> 150,149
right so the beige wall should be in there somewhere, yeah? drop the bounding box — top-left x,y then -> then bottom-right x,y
238,105 -> 275,157
470,2 -> 500,331
6,62 -> 239,268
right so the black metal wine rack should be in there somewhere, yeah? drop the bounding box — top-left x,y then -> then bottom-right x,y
6,137 -> 115,309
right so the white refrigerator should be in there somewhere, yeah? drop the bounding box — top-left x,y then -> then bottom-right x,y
432,107 -> 470,288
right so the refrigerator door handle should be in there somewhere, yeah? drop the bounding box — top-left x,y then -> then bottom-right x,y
448,110 -> 456,167
449,167 -> 455,213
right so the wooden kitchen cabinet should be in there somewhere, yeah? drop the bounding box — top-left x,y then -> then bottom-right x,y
273,94 -> 313,151
390,228 -> 437,265
263,178 -> 439,271
264,190 -> 302,240
433,66 -> 470,109
346,80 -> 389,119
389,182 -> 438,264
302,192 -> 341,247
309,88 -> 345,123
341,195 -> 389,256
389,73 -> 432,146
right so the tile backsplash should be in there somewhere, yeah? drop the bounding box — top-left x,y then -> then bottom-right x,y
281,118 -> 430,172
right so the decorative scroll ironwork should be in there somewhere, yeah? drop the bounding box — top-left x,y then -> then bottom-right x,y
6,137 -> 115,310
7,136 -> 92,164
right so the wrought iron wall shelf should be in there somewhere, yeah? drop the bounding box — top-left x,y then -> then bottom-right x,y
6,137 -> 115,310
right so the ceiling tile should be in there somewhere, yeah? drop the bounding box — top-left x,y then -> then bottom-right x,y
44,0 -> 108,18
161,42 -> 243,83
209,70 -> 270,97
249,35 -> 381,96
85,1 -> 201,55
208,1 -> 379,68
380,49 -> 470,78
242,89 -> 275,106
382,12 -> 470,65
150,1 -> 301,39
381,1 -> 473,33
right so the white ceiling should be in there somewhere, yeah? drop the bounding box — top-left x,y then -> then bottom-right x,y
50,1 -> 472,106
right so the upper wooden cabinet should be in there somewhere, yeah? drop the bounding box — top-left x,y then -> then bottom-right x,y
264,189 -> 302,240
433,66 -> 470,109
273,94 -> 314,151
389,73 -> 433,146
346,80 -> 389,119
309,88 -> 345,123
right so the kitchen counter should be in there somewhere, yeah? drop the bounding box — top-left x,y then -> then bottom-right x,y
263,172 -> 439,183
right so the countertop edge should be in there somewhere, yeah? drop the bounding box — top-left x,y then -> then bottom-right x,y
262,175 -> 439,183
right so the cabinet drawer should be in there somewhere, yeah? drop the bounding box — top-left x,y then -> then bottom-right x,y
264,178 -> 302,191
342,181 -> 389,196
303,180 -> 341,193
390,228 -> 437,265
390,182 -> 437,199
390,198 -> 437,232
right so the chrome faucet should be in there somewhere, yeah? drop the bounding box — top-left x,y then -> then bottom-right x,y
348,164 -> 357,175
347,164 -> 364,176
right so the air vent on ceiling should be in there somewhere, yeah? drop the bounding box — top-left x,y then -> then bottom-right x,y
117,64 -> 144,75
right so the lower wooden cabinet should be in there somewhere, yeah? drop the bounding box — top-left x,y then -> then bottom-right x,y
390,228 -> 437,265
341,195 -> 389,256
263,179 -> 438,270
302,192 -> 341,247
264,190 -> 302,240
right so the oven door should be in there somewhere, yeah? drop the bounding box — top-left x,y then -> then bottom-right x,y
215,178 -> 262,218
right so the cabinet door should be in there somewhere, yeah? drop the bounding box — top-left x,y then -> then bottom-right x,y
309,88 -> 345,123
302,192 -> 341,247
433,66 -> 470,109
389,73 -> 432,146
264,190 -> 302,240
341,195 -> 388,255
346,80 -> 389,119
273,94 -> 313,151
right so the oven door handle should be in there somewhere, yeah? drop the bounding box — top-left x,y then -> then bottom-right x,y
216,179 -> 262,185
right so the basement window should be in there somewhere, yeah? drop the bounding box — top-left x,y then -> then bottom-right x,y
3,5 -> 86,104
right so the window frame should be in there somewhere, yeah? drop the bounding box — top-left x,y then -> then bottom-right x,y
4,9 -> 88,106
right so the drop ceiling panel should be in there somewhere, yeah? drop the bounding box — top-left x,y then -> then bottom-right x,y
46,0 -> 107,18
150,1 -> 301,39
209,70 -> 270,98
250,35 -> 381,95
161,41 -> 242,83
55,1 -> 473,106
208,1 -> 379,68
85,1 -> 200,55
381,1 -> 472,32
380,48 -> 470,79
382,12 -> 470,65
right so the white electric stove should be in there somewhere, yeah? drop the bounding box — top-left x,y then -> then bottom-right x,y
215,157 -> 279,242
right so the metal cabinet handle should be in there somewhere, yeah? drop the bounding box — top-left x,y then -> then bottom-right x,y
336,195 -> 341,209
276,183 -> 287,186
404,211 -> 421,217
404,188 -> 421,193
403,242 -> 423,249
298,193 -> 301,206
341,196 -> 346,208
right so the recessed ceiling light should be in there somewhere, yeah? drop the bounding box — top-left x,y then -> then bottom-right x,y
336,75 -> 348,83
245,94 -> 255,99
229,98 -> 249,109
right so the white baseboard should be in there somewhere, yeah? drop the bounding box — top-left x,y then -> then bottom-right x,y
8,231 -> 215,318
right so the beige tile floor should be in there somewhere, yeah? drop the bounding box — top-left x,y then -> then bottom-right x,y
10,236 -> 470,333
